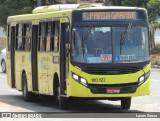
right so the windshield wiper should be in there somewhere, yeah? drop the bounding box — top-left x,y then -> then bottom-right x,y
120,22 -> 132,55
81,24 -> 94,58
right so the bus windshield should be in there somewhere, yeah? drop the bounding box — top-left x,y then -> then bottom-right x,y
71,26 -> 149,64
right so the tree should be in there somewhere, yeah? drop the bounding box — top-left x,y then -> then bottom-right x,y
105,0 -> 150,7
147,0 -> 160,48
122,0 -> 149,7
105,0 -> 123,6
0,0 -> 33,29
66,0 -> 77,4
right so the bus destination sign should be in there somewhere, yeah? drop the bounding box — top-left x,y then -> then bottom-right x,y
82,11 -> 137,21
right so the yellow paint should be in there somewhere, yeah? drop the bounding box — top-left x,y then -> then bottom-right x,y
60,18 -> 69,23
67,63 -> 151,97
14,52 -> 32,91
32,20 -> 39,25
11,22 -> 16,26
6,50 -> 12,87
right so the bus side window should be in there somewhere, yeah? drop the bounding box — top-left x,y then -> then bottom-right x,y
8,24 -> 11,51
39,22 -> 46,51
54,21 -> 59,52
50,21 -> 55,51
24,23 -> 32,51
16,24 -> 23,51
38,20 -> 60,52
46,22 -> 52,51
48,21 -> 59,52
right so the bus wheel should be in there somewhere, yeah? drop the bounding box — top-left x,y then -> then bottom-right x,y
22,73 -> 34,102
121,97 -> 131,109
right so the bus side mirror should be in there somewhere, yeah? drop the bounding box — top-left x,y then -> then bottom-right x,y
72,29 -> 76,45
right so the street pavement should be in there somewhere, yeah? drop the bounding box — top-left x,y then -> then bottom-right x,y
0,68 -> 159,113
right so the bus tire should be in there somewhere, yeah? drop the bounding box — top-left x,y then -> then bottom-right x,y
22,73 -> 34,102
121,97 -> 131,109
53,77 -> 68,110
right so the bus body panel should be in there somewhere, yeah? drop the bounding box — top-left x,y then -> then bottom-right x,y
67,63 -> 151,97
14,52 -> 32,91
47,52 -> 60,95
6,51 -> 12,87
38,52 -> 50,94
138,77 -> 150,96
37,52 -> 60,95
68,77 -> 150,98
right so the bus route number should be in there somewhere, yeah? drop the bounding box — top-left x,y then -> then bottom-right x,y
91,78 -> 106,83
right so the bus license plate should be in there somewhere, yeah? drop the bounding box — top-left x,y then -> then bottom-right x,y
106,88 -> 120,93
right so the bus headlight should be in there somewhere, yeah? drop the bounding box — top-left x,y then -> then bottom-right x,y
139,76 -> 145,84
80,78 -> 87,86
138,71 -> 150,85
73,74 -> 79,81
72,73 -> 88,87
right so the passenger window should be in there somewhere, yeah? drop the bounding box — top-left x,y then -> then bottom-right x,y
8,24 -> 11,51
46,22 -> 52,51
39,22 -> 46,51
16,24 -> 23,51
54,21 -> 59,52
16,23 -> 32,51
25,24 -> 32,51
38,20 -> 60,52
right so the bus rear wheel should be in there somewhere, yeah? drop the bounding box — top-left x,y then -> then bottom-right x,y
22,73 -> 34,102
121,97 -> 131,109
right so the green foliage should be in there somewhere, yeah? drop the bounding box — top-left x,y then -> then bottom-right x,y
0,0 -> 33,29
122,0 -> 149,7
150,21 -> 160,30
147,0 -> 160,22
54,0 -> 62,4
105,0 -> 122,6
66,0 -> 77,4
151,44 -> 160,54
105,0 -> 149,6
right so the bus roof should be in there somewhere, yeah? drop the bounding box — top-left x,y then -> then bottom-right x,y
32,4 -> 147,14
7,4 -> 147,22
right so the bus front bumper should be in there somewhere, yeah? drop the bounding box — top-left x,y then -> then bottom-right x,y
67,77 -> 150,98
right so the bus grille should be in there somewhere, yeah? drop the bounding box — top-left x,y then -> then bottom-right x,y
89,84 -> 137,94
85,66 -> 140,75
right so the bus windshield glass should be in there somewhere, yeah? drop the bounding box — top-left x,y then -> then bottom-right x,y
71,26 -> 149,63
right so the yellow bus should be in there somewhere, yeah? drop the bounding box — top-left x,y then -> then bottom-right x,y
6,4 -> 150,110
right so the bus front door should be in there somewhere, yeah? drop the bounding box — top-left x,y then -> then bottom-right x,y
60,23 -> 69,96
